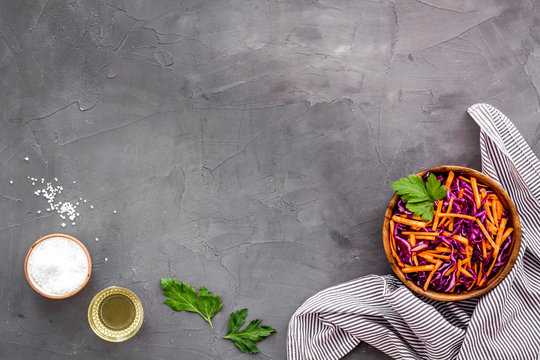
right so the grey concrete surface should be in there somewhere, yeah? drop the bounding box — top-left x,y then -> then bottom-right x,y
2,0 -> 540,359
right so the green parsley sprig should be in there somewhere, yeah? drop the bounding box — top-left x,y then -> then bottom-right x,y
160,278 -> 222,328
392,173 -> 447,221
223,308 -> 276,354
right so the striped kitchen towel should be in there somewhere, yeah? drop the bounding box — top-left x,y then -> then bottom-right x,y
287,103 -> 540,360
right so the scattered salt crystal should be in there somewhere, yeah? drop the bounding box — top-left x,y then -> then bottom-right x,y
76,202 -> 79,205
105,258 -> 108,262
95,237 -> 99,241
37,210 -> 41,214
55,177 -> 58,182
61,223 -> 66,228
71,222 -> 76,226
32,182 -> 35,186
24,157 -> 29,161
83,199 -> 87,203
113,210 -> 117,214
73,181 -> 76,184
9,180 -> 13,184
26,236 -> 88,296
90,205 -> 94,209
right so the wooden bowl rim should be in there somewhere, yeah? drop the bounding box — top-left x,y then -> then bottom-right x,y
382,165 -> 522,301
24,233 -> 92,299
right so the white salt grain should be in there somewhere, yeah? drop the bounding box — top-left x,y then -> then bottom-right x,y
105,258 -> 108,262
26,236 -> 88,296
37,210 -> 41,214
28,177 -> 86,227
95,237 -> 99,241
24,157 -> 29,161
113,210 -> 117,214
61,223 -> 66,228
9,180 -> 13,184
90,205 -> 94,209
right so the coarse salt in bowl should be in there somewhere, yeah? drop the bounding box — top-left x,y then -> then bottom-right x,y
25,234 -> 92,299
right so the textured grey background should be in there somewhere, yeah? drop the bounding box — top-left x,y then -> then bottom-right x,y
1,0 -> 540,359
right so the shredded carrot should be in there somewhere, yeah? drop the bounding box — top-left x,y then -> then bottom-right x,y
486,258 -> 496,277
392,215 -> 427,228
485,201 -> 495,224
477,263 -> 485,287
445,171 -> 455,189
458,189 -> 464,198
492,201 -> 499,221
439,213 -> 477,221
442,231 -> 469,246
475,219 -> 497,249
461,267 -> 474,278
456,259 -> 462,279
449,218 -> 454,231
434,247 -> 452,253
431,201 -> 443,231
424,260 -> 443,291
402,265 -> 435,273
439,197 -> 455,228
466,264 -> 478,290
414,235 -> 436,240
458,176 -> 488,187
480,188 -> 487,201
501,227 -> 514,243
496,201 -> 503,221
487,223 -> 498,235
426,253 -> 451,260
402,231 -> 440,236
444,265 -> 456,277
495,218 -> 508,247
471,177 -> 481,210
482,239 -> 487,259
417,253 -> 438,264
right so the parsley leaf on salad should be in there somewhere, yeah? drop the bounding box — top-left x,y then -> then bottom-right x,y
392,173 -> 447,221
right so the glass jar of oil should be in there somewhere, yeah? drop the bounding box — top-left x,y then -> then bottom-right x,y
88,286 -> 144,342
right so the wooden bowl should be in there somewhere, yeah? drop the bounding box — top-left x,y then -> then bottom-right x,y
382,166 -> 521,301
24,233 -> 92,299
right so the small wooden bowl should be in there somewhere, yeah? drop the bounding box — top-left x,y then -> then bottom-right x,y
383,166 -> 521,301
24,233 -> 92,299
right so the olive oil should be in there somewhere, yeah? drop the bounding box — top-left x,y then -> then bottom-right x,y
99,294 -> 136,330
88,286 -> 144,342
